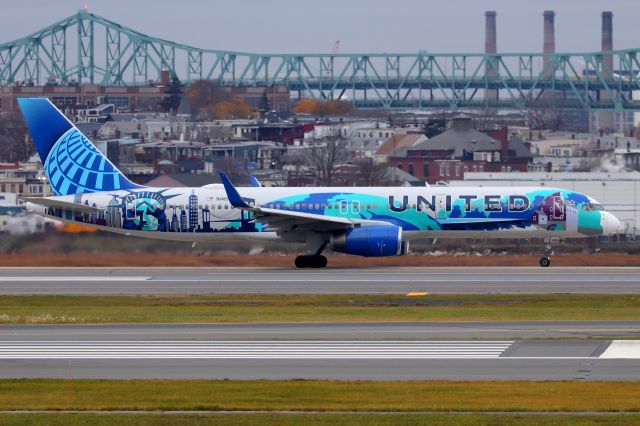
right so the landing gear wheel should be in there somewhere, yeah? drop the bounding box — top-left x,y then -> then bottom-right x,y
311,255 -> 327,268
294,255 -> 328,268
295,256 -> 309,268
539,257 -> 551,267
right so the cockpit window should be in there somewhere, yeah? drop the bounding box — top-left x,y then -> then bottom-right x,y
582,203 -> 605,211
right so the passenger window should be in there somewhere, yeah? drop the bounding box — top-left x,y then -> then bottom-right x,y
315,203 -> 320,209
301,204 -> 307,209
295,203 -> 300,209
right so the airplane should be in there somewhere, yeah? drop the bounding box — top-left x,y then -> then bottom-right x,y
18,98 -> 621,268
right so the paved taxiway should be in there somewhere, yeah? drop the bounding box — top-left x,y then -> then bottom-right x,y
0,267 -> 638,294
0,340 -> 638,380
1,321 -> 639,340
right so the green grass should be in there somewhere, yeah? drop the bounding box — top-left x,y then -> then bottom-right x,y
1,413 -> 640,426
1,379 -> 640,412
0,294 -> 639,324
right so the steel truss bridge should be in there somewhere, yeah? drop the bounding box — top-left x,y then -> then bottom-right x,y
1,10 -> 639,111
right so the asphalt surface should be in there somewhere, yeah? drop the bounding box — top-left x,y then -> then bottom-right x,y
0,340 -> 638,380
0,267 -> 638,380
1,321 -> 639,340
0,267 -> 638,294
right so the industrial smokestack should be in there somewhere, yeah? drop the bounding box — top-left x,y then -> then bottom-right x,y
485,11 -> 498,101
485,11 -> 497,54
599,11 -> 614,132
543,10 -> 555,75
602,11 -> 613,68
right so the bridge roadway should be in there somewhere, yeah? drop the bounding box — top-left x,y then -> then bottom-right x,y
0,267 -> 637,295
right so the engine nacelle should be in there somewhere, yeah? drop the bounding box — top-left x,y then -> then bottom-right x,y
331,225 -> 407,257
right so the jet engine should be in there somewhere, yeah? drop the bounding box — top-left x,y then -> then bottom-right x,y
331,225 -> 408,257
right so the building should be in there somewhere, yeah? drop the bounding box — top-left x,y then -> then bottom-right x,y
1,84 -> 166,114
375,133 -> 427,161
0,163 -> 51,197
390,116 -> 533,184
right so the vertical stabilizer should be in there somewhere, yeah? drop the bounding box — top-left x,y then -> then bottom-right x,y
18,98 -> 141,195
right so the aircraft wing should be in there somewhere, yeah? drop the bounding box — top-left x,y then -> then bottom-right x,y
23,197 -> 104,214
219,172 -> 382,232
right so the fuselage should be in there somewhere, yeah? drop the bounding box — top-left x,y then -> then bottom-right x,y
27,184 -> 621,243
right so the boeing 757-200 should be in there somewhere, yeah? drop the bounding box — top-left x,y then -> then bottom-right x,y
19,98 -> 620,268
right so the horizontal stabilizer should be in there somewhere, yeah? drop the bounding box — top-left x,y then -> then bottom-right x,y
23,197 -> 104,214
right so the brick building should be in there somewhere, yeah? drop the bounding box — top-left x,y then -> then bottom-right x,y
390,116 -> 532,184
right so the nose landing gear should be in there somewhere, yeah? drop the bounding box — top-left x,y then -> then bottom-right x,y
539,238 -> 557,267
539,255 -> 551,267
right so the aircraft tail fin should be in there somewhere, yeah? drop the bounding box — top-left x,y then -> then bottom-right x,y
18,98 -> 141,196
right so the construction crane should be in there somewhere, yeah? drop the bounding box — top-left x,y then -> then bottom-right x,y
332,40 -> 340,55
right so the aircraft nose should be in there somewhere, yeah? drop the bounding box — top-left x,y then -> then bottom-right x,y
604,212 -> 622,235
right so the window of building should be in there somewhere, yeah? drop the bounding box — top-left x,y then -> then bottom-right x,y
397,164 -> 403,171
423,164 -> 429,177
408,164 -> 414,176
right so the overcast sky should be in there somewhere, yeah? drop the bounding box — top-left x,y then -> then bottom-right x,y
0,0 -> 637,54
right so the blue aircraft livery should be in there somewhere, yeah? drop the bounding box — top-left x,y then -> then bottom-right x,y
19,98 -> 621,268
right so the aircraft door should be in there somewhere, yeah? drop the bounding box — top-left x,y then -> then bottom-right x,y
552,195 -> 565,220
435,194 -> 448,219
340,200 -> 349,215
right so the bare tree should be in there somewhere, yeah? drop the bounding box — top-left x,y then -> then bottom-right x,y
355,158 -> 392,186
310,137 -> 349,186
0,113 -> 30,162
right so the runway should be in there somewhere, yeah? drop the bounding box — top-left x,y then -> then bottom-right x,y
0,267 -> 638,294
1,321 -> 639,340
0,340 -> 639,380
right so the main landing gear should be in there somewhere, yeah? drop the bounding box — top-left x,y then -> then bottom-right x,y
295,233 -> 329,268
295,255 -> 328,268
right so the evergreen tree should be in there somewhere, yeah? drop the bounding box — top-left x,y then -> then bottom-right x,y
159,74 -> 184,112
258,90 -> 271,115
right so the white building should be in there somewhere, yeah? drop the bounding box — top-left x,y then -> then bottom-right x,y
451,172 -> 640,234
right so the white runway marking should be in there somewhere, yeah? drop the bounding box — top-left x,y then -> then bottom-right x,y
0,341 -> 512,359
0,277 -> 151,282
599,340 -> 640,358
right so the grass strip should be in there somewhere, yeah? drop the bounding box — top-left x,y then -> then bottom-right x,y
2,413 -> 640,426
0,294 -> 639,324
1,380 -> 640,412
